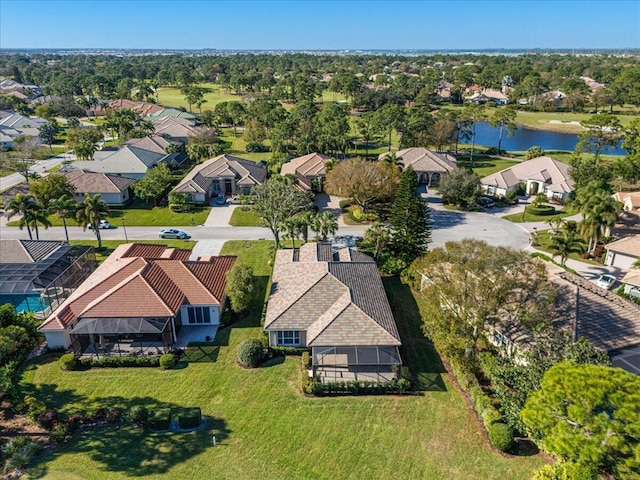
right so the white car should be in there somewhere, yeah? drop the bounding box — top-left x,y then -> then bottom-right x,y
595,274 -> 616,290
87,220 -> 111,229
159,228 -> 188,239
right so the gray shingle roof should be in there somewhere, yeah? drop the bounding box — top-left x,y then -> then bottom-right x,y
265,243 -> 401,347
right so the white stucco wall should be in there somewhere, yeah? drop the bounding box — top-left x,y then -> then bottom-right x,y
43,330 -> 70,349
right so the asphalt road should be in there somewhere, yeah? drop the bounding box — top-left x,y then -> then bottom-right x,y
0,206 -> 531,251
0,151 -> 75,191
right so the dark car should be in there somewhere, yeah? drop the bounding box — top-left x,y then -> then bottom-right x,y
480,197 -> 495,208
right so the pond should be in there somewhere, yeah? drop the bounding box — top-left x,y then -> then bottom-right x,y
462,122 -> 626,156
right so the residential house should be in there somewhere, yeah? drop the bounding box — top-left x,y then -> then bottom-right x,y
143,107 -> 197,122
108,99 -> 164,117
280,152 -> 331,192
467,89 -> 509,105
0,112 -> 47,148
380,147 -> 457,186
70,145 -> 173,179
38,243 -> 236,355
481,156 -> 574,203
0,240 -> 96,317
151,117 -> 199,143
605,236 -> 640,270
65,169 -> 135,206
613,191 -> 640,212
0,181 -> 32,204
125,135 -> 187,168
172,154 -> 267,202
265,243 -> 402,383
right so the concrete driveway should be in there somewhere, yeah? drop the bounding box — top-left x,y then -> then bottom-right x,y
203,202 -> 238,227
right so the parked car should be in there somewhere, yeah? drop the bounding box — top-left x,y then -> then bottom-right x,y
596,274 -> 616,290
215,193 -> 227,205
229,195 -> 242,204
159,228 -> 188,239
480,197 -> 495,208
87,220 -> 111,229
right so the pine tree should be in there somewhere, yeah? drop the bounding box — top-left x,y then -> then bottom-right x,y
389,166 -> 431,263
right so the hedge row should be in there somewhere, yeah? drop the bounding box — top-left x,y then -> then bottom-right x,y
78,355 -> 160,369
270,346 -> 309,356
149,408 -> 172,431
525,204 -> 556,216
448,360 -> 513,452
304,379 -> 411,396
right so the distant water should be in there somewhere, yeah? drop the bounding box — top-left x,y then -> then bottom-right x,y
463,122 -> 626,156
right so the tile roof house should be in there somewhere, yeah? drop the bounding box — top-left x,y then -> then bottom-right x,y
64,169 -> 135,206
605,236 -> 640,270
0,112 -> 47,147
265,243 -> 402,383
173,154 -> 267,202
0,181 -> 31,204
481,156 -> 574,203
150,117 -> 199,143
70,145 -> 172,179
108,99 -> 164,117
125,135 -> 179,153
613,191 -> 640,212
379,147 -> 457,185
38,243 -> 236,355
0,240 -> 96,317
280,152 -> 331,192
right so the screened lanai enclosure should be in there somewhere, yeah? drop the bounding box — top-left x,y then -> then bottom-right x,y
70,317 -> 175,358
0,244 -> 96,317
312,346 -> 402,383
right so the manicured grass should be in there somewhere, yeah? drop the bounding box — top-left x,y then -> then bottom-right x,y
457,157 -> 521,177
69,239 -> 196,263
19,241 -> 544,479
228,207 -> 263,226
220,127 -> 272,162
7,200 -> 211,227
530,230 -> 602,266
501,209 -> 570,223
156,83 -> 240,112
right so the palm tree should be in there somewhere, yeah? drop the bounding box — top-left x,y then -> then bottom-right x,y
549,231 -> 586,266
6,194 -> 39,240
49,194 -> 77,243
281,217 -> 304,249
138,120 -> 155,136
578,189 -> 621,254
312,211 -> 338,242
74,139 -> 97,161
76,194 -> 110,249
363,222 -> 391,260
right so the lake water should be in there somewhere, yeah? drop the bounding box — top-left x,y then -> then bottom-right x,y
462,122 -> 626,156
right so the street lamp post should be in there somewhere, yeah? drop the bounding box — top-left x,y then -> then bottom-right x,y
122,216 -> 128,243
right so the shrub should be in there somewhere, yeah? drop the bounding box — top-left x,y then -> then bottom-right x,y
487,422 -> 514,452
271,346 -> 308,356
59,353 -> 76,370
301,351 -> 311,369
524,204 -> 556,216
221,310 -> 233,325
378,254 -> 408,275
49,423 -> 68,445
531,462 -> 597,480
236,338 -> 264,368
2,437 -> 41,473
159,354 -> 176,370
246,141 -> 270,153
339,199 -> 353,209
148,408 -> 172,431
128,405 -> 148,426
65,414 -> 83,432
37,409 -> 58,430
77,355 -> 160,369
177,408 -> 201,430
23,396 -> 47,423
106,406 -> 123,423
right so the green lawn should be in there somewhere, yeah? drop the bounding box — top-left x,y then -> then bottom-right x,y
69,239 -> 196,263
501,209 -> 570,223
228,207 -> 262,226
19,240 -> 544,480
457,157 -> 521,177
156,83 -> 240,112
7,200 -> 211,227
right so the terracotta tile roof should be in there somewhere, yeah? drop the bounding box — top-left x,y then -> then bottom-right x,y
622,269 -> 640,287
38,243 -> 235,331
265,243 -> 401,347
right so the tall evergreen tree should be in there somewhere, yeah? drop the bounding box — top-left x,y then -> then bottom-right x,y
389,166 -> 431,263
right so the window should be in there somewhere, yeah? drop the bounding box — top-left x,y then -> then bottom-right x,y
186,306 -> 212,324
277,331 -> 300,346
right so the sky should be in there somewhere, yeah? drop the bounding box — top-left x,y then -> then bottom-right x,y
1,0 -> 639,51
